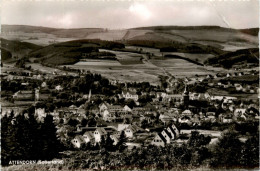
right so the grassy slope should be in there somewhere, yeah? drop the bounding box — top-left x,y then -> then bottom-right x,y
28,39 -> 125,65
0,38 -> 42,62
2,25 -> 104,38
206,48 -> 259,68
2,25 -> 259,67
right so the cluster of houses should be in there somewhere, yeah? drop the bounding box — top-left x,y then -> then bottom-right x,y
70,123 -> 180,149
49,86 -> 259,149
2,64 -> 259,150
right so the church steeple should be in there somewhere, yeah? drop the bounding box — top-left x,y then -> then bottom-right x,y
88,89 -> 92,102
183,84 -> 189,108
183,84 -> 189,95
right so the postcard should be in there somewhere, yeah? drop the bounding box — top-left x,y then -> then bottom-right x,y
1,0 -> 259,170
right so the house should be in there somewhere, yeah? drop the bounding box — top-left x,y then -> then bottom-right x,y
159,114 -> 176,125
55,85 -> 63,91
12,90 -> 34,100
206,112 -> 216,119
102,109 -> 116,122
122,90 -> 139,101
226,73 -> 232,77
192,114 -> 201,125
41,82 -> 47,88
151,133 -> 167,147
118,124 -> 131,131
206,74 -> 214,79
210,96 -> 224,101
21,82 -> 29,86
99,103 -> 124,114
234,84 -> 243,91
35,108 -> 46,122
1,107 -> 24,116
204,112 -> 216,122
234,109 -> 246,118
156,92 -> 168,99
110,80 -> 118,86
124,125 -> 142,138
238,72 -> 244,76
182,110 -> 193,117
178,115 -> 192,124
218,114 -> 233,123
169,94 -> 183,102
161,129 -> 172,143
208,82 -> 215,87
71,135 -> 85,148
93,128 -> 107,143
123,105 -> 132,112
99,102 -> 110,113
125,142 -> 142,150
166,124 -> 179,139
110,134 -> 119,145
83,131 -> 95,144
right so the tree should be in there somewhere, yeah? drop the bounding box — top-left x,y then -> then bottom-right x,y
240,134 -> 259,168
105,133 -> 115,152
141,119 -> 149,129
125,99 -> 136,109
67,118 -> 79,127
81,118 -> 88,127
187,131 -> 211,147
117,131 -> 127,152
187,131 -> 211,166
210,131 -> 243,169
1,112 -> 62,166
40,115 -> 63,159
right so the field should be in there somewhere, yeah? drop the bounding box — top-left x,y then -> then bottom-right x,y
151,58 -> 214,77
64,46 -> 224,84
1,25 -> 258,85
67,55 -> 218,84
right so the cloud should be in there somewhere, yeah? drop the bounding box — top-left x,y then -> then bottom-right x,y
129,3 -> 152,21
45,14 -> 74,28
1,1 -> 259,29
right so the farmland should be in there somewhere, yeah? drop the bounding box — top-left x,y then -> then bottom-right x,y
1,25 -> 258,84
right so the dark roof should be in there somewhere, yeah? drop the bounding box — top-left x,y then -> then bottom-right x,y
163,129 -> 172,139
158,133 -> 167,143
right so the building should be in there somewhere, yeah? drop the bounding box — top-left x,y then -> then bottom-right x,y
151,133 -> 167,147
167,124 -> 180,138
122,90 -> 139,101
13,90 -> 34,101
71,135 -> 85,148
35,108 -> 46,122
183,85 -> 189,108
93,128 -> 107,143
161,129 -> 172,144
124,125 -> 142,138
83,131 -> 95,144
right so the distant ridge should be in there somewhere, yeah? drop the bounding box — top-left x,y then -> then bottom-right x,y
130,25 -> 259,36
1,25 -> 104,34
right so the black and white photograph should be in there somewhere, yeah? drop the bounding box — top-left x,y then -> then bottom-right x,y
0,0 -> 259,170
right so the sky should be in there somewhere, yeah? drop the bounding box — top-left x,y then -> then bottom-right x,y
1,0 -> 259,29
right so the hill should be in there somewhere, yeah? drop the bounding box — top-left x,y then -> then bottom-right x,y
28,39 -> 124,65
0,38 -> 42,62
2,25 -> 104,38
2,25 -> 258,48
1,25 -> 259,68
205,48 -> 259,68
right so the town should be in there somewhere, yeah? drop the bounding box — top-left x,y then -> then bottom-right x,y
1,58 -> 259,169
1,1 -> 259,169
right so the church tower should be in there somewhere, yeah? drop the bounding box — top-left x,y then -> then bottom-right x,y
183,84 -> 189,108
88,89 -> 92,102
35,88 -> 40,102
